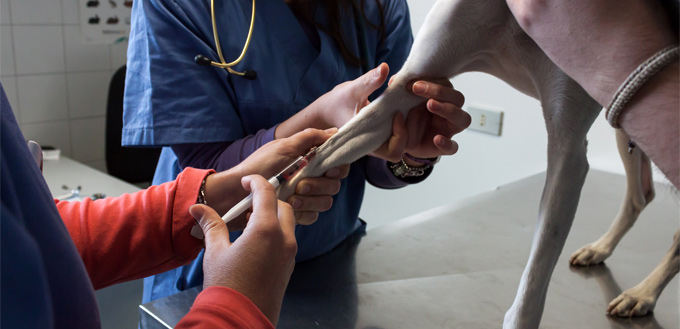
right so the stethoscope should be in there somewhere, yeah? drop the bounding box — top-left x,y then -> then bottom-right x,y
194,0 -> 258,80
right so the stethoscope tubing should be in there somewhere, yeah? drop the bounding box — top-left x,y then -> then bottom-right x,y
196,0 -> 257,79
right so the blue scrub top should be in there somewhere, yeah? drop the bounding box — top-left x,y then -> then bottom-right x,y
124,0 -> 413,302
1,85 -> 101,328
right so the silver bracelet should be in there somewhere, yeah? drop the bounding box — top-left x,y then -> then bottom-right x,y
605,45 -> 679,128
196,177 -> 208,205
389,158 -> 430,178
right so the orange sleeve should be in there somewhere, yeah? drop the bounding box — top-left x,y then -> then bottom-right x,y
56,167 -> 214,289
175,287 -> 274,329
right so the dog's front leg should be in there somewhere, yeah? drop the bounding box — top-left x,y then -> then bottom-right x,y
504,139 -> 589,329
277,80 -> 424,199
504,72 -> 601,329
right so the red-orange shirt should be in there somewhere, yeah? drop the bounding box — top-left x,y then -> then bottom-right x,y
56,167 -> 273,329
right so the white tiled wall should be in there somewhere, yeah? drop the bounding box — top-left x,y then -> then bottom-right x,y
17,74 -> 69,123
0,0 -> 129,171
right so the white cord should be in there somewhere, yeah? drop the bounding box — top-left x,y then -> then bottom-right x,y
605,45 -> 679,128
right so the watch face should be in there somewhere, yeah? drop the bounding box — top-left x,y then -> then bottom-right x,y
390,159 -> 430,178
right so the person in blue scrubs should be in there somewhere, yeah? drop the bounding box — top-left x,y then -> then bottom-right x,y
123,0 -> 470,304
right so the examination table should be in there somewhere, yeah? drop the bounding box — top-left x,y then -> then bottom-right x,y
140,170 -> 679,329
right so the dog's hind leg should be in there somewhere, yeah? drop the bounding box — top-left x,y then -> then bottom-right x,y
503,67 -> 601,329
570,129 -> 656,266
607,229 -> 680,317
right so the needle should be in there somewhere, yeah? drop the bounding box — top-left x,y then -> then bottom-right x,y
221,148 -> 317,223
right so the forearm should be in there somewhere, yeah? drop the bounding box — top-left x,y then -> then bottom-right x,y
57,168 -> 214,289
173,128 -> 277,172
275,102 -> 330,139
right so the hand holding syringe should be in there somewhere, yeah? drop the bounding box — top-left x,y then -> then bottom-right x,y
221,148 -> 318,223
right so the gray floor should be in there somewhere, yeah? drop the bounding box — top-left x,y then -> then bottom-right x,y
140,170 -> 679,328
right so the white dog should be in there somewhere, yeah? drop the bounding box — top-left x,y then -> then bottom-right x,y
281,0 -> 679,327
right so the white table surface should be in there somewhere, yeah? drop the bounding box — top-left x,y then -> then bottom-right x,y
42,156 -> 141,200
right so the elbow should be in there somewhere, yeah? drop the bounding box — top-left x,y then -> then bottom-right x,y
506,0 -> 546,32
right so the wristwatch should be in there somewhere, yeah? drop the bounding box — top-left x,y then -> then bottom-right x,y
389,153 -> 439,178
390,158 -> 429,178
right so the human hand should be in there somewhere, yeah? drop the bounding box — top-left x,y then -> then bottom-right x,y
302,62 -> 470,164
320,63 -> 390,129
370,79 -> 470,164
277,62 -> 390,133
204,128 -> 350,229
191,175 -> 297,327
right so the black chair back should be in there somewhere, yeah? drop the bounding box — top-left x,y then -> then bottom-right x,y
105,66 -> 161,184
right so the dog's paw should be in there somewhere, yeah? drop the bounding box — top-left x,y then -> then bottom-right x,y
607,287 -> 656,317
569,243 -> 612,266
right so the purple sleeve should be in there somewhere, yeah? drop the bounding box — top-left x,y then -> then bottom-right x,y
363,156 -> 435,188
171,127 -> 277,172
171,125 -> 431,189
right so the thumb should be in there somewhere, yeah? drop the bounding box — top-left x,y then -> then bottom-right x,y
190,204 -> 231,247
284,127 -> 338,157
350,62 -> 389,100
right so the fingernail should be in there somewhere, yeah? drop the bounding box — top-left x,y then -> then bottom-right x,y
373,65 -> 382,78
324,127 -> 338,134
292,198 -> 302,209
327,168 -> 340,178
428,99 -> 440,111
189,204 -> 205,221
413,82 -> 427,94
300,185 -> 311,194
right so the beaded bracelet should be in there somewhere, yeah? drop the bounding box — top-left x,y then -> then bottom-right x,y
196,177 -> 208,205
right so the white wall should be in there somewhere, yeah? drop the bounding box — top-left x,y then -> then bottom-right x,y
0,0 -> 129,172
360,0 -> 626,229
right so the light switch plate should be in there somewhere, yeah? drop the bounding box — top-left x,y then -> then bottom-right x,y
466,105 -> 503,136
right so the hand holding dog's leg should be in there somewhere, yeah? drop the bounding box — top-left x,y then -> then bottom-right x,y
206,128 -> 346,229
404,80 -> 470,160
370,79 -> 471,163
274,63 -> 390,138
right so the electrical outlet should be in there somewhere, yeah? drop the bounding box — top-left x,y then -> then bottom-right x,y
466,105 -> 503,136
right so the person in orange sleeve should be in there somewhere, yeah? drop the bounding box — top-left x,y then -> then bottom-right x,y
0,83 -> 349,328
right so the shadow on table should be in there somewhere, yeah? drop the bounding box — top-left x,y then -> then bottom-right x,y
278,228 -> 366,329
569,264 -> 664,329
